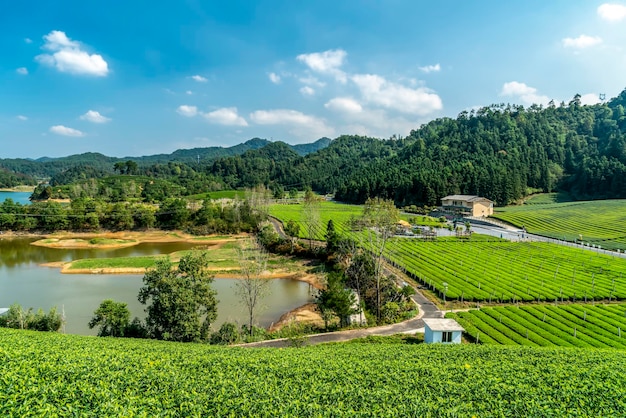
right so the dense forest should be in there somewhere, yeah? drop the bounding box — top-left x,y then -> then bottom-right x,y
5,90 -> 626,207
204,90 -> 626,206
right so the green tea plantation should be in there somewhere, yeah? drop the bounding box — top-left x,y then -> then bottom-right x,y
1,328 -> 626,416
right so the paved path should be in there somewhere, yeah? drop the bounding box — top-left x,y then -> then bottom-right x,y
239,280 -> 442,348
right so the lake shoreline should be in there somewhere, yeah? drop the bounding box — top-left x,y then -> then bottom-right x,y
22,229 -> 326,290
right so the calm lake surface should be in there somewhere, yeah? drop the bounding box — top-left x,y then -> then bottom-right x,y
0,191 -> 32,205
0,238 -> 314,335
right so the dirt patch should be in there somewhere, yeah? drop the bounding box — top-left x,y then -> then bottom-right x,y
268,303 -> 323,332
28,230 -> 247,249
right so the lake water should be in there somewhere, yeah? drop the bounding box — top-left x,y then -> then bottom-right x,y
0,191 -> 32,205
0,238 -> 314,335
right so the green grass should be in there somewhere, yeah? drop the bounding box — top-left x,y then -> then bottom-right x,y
449,303 -> 626,349
522,192 -> 573,205
1,328 -> 626,416
186,190 -> 244,200
385,238 -> 626,302
68,243 -> 302,272
68,255 -> 163,270
87,238 -> 136,245
492,199 -> 626,251
270,200 -> 365,240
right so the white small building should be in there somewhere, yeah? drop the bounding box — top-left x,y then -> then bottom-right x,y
423,318 -> 464,344
347,291 -> 367,326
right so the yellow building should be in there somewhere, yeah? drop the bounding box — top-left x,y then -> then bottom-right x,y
440,195 -> 494,217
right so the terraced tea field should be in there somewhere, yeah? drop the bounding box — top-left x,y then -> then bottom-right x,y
449,304 -> 626,349
384,239 -> 626,302
492,199 -> 626,251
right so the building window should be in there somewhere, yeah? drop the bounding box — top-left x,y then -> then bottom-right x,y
442,331 -> 453,343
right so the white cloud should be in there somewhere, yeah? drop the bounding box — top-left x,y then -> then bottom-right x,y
250,109 -> 335,138
300,86 -> 315,96
562,35 -> 602,49
190,75 -> 208,82
16,67 -> 28,75
268,72 -> 281,84
580,93 -> 602,105
177,105 -> 198,117
325,97 -> 363,114
299,75 -> 326,87
80,110 -> 111,123
203,107 -> 248,126
351,74 -> 443,115
36,30 -> 109,76
598,3 -> 626,21
325,97 -> 416,137
419,63 -> 441,73
186,90 -> 193,95
24,38 -> 33,44
50,125 -> 84,137
500,81 -> 551,106
17,115 -> 28,121
297,49 -> 347,82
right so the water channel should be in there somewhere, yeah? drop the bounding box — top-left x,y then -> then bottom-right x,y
0,237 -> 314,336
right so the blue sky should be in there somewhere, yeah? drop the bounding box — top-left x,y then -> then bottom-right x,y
2,1 -> 626,158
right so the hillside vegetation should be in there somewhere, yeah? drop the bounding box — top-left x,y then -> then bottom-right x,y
1,328 -> 625,416
7,90 -> 626,207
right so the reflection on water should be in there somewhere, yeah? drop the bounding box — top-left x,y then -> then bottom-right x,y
0,238 -> 314,335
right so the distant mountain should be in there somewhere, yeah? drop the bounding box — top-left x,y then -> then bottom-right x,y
0,137 -> 331,179
291,137 -> 332,156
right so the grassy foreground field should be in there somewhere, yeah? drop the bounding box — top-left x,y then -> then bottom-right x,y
492,198 -> 626,251
1,328 -> 626,416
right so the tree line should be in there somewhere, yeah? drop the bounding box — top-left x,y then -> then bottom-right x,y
0,197 -> 261,234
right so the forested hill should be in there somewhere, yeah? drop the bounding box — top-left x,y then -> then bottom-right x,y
0,137 -> 331,184
203,91 -> 626,206
15,90 -> 626,207
332,92 -> 626,206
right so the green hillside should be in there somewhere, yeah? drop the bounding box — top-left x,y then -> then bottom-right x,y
1,328 -> 625,416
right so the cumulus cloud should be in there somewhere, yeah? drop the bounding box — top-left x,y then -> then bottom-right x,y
16,67 -> 28,75
80,110 -> 111,123
203,107 -> 248,126
36,30 -> 109,76
419,63 -> 441,73
24,38 -> 33,44
299,75 -> 326,87
190,75 -> 207,82
250,109 -> 335,138
268,72 -> 281,84
580,93 -> 602,105
177,105 -> 198,117
325,97 -> 416,137
562,35 -> 602,49
186,90 -> 193,95
17,115 -> 28,121
598,3 -> 626,21
300,86 -> 315,96
297,49 -> 347,82
351,74 -> 442,115
500,81 -> 551,106
50,125 -> 84,137
325,97 -> 363,114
